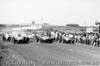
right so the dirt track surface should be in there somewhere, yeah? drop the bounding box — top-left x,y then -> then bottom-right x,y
2,41 -> 100,66
1,37 -> 100,66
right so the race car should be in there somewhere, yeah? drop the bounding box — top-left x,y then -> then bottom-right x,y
2,32 -> 11,41
62,35 -> 75,44
40,36 -> 55,43
10,31 -> 29,44
36,34 -> 55,43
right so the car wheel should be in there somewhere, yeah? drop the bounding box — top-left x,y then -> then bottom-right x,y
12,37 -> 17,44
26,37 -> 29,43
2,36 -> 6,41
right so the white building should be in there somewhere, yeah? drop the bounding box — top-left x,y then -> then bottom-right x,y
86,26 -> 98,33
12,24 -> 42,30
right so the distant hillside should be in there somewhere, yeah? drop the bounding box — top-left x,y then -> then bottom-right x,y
66,24 -> 79,27
1,24 -> 86,33
0,24 -> 6,32
42,25 -> 86,33
0,24 -> 6,28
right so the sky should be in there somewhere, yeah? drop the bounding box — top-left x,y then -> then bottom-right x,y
0,0 -> 100,26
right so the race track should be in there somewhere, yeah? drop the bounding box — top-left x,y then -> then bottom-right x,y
2,40 -> 100,66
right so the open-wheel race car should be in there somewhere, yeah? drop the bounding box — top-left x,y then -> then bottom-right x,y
62,36 -> 75,44
40,36 -> 55,43
36,34 -> 55,43
2,32 -> 11,41
10,31 -> 29,44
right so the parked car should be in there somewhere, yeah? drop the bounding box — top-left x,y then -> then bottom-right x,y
62,35 -> 75,44
2,32 -> 11,41
10,31 -> 29,44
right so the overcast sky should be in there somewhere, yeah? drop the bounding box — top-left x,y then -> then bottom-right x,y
0,0 -> 100,26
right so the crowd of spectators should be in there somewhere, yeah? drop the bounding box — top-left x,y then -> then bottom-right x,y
36,29 -> 100,46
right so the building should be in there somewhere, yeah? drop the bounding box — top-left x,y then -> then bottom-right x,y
11,24 -> 42,30
86,26 -> 98,33
66,24 -> 79,27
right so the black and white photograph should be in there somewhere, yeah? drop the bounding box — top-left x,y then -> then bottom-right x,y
0,0 -> 100,66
